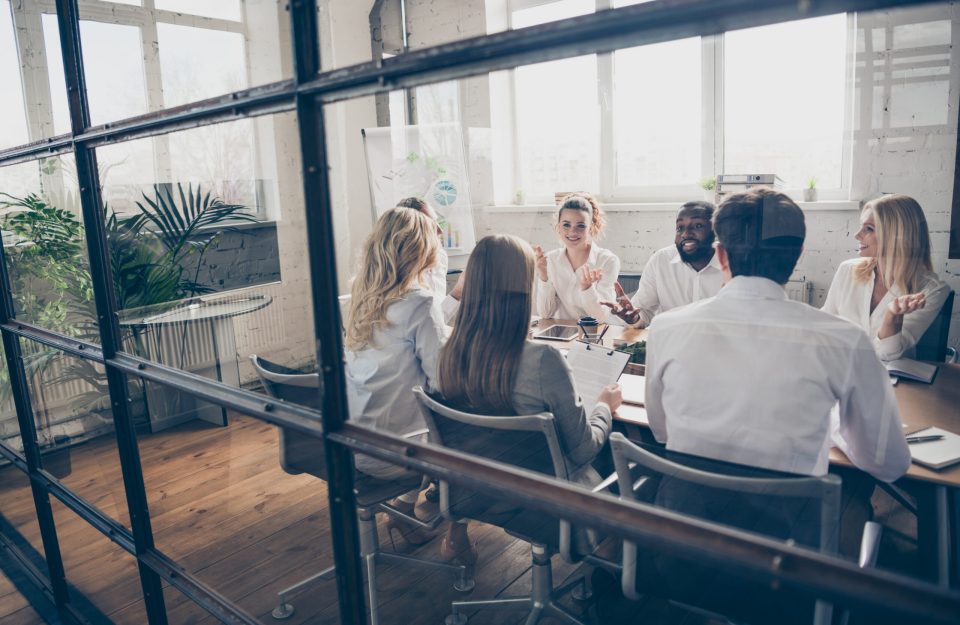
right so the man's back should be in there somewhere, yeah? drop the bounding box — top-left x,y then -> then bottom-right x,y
644,276 -> 910,481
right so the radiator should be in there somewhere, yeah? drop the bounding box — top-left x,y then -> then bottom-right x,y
785,279 -> 813,305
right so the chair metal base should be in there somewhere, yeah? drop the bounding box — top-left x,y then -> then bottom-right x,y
272,506 -> 471,623
446,544 -> 588,625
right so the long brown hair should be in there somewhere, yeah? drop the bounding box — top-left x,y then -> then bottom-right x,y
437,235 -> 534,414
852,194 -> 933,294
345,208 -> 438,350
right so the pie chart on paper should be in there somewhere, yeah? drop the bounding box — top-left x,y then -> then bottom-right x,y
432,179 -> 458,207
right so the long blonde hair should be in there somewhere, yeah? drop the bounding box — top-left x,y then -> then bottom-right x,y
853,194 -> 933,294
345,208 -> 438,350
437,235 -> 534,414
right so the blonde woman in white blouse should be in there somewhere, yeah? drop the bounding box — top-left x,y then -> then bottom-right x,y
534,192 -> 620,321
822,194 -> 950,361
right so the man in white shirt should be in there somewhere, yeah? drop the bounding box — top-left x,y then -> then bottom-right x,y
646,188 -> 910,482
603,201 -> 723,327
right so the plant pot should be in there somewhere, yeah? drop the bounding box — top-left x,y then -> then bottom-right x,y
40,434 -> 72,478
803,188 -> 818,202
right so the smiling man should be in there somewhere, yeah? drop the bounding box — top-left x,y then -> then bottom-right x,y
603,201 -> 723,327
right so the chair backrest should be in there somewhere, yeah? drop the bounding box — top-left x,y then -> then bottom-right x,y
413,386 -> 574,549
617,272 -> 642,296
609,433 -> 840,625
249,355 -> 325,479
916,290 -> 955,362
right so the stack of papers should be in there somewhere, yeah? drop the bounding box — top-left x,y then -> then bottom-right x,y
908,427 -> 960,470
885,359 -> 937,384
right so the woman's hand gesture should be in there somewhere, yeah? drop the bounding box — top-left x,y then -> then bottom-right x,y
888,293 -> 926,317
578,265 -> 602,291
533,245 -> 549,282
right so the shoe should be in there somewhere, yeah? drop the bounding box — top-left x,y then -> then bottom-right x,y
385,515 -> 435,551
440,530 -> 479,578
424,481 -> 440,503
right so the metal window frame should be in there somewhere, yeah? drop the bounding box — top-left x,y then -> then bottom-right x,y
0,1 -> 957,625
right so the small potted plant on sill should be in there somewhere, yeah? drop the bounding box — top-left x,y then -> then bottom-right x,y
700,177 -> 716,203
804,177 -> 818,202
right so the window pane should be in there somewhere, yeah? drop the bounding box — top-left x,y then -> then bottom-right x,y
515,55 -> 599,201
724,15 -> 848,189
0,1 -> 30,149
157,23 -> 246,108
156,0 -> 242,22
614,37 -> 701,187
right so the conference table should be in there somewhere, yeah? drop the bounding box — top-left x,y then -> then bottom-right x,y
536,319 -> 960,587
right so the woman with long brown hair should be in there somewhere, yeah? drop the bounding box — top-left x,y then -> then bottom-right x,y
822,194 -> 950,361
435,234 -> 622,561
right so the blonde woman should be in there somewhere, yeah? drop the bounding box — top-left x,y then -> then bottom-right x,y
345,207 -> 445,544
535,192 -> 620,321
822,194 -> 950,361
435,234 -> 622,565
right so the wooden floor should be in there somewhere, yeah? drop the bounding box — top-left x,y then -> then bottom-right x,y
0,413 -> 923,625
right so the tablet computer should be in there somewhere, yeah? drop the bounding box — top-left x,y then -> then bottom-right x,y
532,324 -> 579,341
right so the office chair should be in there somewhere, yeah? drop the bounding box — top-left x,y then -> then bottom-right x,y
610,433 -> 881,625
414,386 -> 616,625
617,272 -> 642,296
249,356 -> 471,624
915,290 -> 955,363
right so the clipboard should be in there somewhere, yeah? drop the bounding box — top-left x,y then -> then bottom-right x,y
566,340 -> 630,413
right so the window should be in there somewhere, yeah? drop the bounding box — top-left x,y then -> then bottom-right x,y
499,1 -> 852,203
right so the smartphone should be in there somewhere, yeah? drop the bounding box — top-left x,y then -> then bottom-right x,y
532,325 -> 580,341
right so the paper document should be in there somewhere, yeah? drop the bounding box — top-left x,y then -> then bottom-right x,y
908,427 -> 960,470
565,341 -> 630,413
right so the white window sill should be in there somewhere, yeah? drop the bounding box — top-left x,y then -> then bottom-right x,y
483,200 -> 860,213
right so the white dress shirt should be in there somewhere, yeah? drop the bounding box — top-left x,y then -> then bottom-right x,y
628,245 -> 724,327
645,276 -> 910,482
537,245 -> 620,321
822,259 -> 951,361
346,288 -> 446,478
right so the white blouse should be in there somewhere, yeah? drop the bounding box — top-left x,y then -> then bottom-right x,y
345,288 -> 446,478
822,259 -> 950,361
537,245 -> 620,321
427,247 -> 461,324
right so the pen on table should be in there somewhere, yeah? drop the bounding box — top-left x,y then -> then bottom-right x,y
906,435 -> 945,444
596,324 -> 609,344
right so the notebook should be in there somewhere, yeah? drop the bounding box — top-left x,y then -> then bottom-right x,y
618,373 -> 646,407
566,341 -> 630,413
908,427 -> 960,470
885,359 -> 937,384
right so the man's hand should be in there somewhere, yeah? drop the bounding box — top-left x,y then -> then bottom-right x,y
600,281 -> 642,325
578,265 -> 602,291
533,245 -> 548,282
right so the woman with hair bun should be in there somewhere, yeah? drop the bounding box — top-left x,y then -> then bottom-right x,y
822,194 -> 950,361
534,192 -> 620,321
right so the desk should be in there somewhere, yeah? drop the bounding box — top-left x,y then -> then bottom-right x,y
119,294 -> 272,431
536,318 -> 960,586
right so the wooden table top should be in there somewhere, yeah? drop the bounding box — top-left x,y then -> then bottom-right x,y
535,318 -> 960,487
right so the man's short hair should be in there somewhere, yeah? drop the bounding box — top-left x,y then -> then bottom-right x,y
713,188 -> 805,284
678,200 -> 714,220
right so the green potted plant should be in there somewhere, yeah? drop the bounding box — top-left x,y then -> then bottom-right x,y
804,177 -> 818,202
700,177 -> 716,202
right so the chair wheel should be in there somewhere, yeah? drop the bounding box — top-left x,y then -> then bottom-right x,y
445,613 -> 468,625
